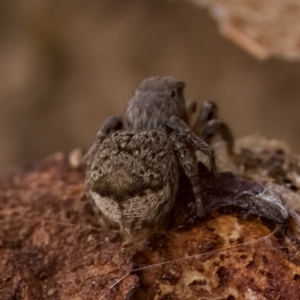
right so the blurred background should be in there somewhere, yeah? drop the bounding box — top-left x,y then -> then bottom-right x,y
1,0 -> 300,169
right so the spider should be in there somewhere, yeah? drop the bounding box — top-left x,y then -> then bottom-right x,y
85,76 -> 232,243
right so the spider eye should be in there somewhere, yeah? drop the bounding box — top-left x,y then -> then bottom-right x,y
170,90 -> 176,98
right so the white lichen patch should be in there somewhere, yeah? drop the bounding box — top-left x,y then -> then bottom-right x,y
228,221 -> 242,240
245,288 -> 267,300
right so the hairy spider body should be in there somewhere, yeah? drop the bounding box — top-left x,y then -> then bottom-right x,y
85,76 -> 288,244
85,76 -> 218,242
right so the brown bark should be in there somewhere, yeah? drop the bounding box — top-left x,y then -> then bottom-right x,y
1,135 -> 300,299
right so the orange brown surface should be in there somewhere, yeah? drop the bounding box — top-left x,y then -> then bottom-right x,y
1,135 -> 300,299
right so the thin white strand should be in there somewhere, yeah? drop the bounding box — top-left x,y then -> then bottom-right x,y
98,227 -> 278,299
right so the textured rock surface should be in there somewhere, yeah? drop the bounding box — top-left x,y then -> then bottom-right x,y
0,154 -> 138,300
1,135 -> 300,299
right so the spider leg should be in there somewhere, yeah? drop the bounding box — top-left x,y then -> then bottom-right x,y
167,115 -> 216,173
169,130 -> 205,217
167,116 -> 216,217
190,100 -> 217,136
193,101 -> 234,154
199,100 -> 218,124
85,115 -> 123,168
202,119 -> 234,155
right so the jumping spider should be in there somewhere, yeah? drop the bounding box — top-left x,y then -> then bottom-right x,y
85,76 -> 289,244
85,76 -> 233,242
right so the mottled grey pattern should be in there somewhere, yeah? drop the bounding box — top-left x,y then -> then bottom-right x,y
85,76 -> 216,243
200,170 -> 289,224
85,76 -> 289,244
234,187 -> 289,222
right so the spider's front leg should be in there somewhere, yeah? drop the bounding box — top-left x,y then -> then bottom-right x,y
85,115 -> 123,169
194,101 -> 234,155
167,116 -> 216,217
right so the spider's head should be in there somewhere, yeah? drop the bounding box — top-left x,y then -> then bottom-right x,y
126,76 -> 188,132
